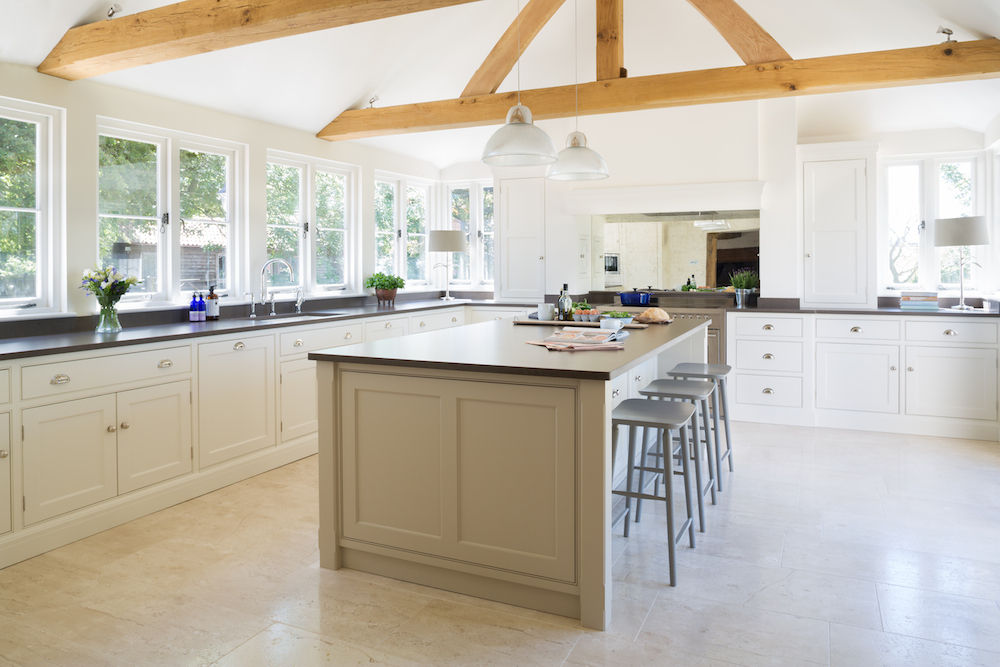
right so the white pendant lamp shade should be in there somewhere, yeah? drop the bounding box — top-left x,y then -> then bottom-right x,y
482,104 -> 558,166
547,131 -> 609,181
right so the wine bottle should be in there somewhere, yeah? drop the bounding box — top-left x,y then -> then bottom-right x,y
557,284 -> 573,321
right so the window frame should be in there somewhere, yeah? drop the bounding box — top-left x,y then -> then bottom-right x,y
0,96 -> 64,316
444,180 -> 494,289
373,171 -> 435,288
267,150 -> 360,295
879,150 -> 989,293
98,118 -> 247,306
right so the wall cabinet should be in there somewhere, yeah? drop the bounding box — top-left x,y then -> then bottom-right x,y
22,394 -> 118,524
0,413 -> 9,535
198,335 -> 275,467
905,346 -> 997,421
816,342 -> 899,413
497,177 -> 546,300
117,381 -> 192,494
280,359 -> 318,443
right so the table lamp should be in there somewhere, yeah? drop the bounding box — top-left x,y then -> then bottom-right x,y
429,230 -> 467,301
934,215 -> 989,310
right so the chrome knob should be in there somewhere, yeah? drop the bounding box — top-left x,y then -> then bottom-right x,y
107,425 -> 117,433
451,317 -> 457,323
344,332 -> 352,339
293,339 -> 304,347
385,322 -> 392,329
890,366 -> 897,371
850,326 -> 863,334
120,422 -> 130,430
0,449 -> 8,458
419,322 -> 426,328
157,359 -> 173,368
944,329 -> 957,336
50,374 -> 70,385
762,324 -> 774,331
612,389 -> 620,399
233,341 -> 246,351
907,366 -> 914,372
762,387 -> 774,395
762,353 -> 774,360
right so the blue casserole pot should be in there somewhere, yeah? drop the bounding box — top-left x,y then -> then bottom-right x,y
619,290 -> 650,306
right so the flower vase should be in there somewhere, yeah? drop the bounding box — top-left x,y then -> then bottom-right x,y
96,304 -> 123,333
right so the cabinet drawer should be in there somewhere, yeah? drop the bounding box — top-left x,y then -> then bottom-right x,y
409,309 -> 464,333
816,318 -> 900,341
610,373 -> 628,409
735,374 -> 802,408
22,346 -> 191,400
905,320 -> 997,344
279,322 -> 363,356
734,315 -> 803,338
364,316 -> 409,340
627,358 -> 658,398
0,369 -> 8,404
735,340 -> 803,373
468,308 -> 526,323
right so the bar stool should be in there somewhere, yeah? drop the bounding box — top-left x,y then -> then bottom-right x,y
611,398 -> 696,586
638,379 -> 718,532
668,363 -> 734,491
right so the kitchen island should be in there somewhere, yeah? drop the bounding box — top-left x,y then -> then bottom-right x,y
310,317 -> 708,630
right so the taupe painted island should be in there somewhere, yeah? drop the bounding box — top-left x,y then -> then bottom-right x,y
309,317 -> 708,630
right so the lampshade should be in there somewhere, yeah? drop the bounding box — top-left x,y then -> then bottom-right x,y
482,104 -> 557,167
546,131 -> 609,181
429,230 -> 467,252
934,216 -> 989,247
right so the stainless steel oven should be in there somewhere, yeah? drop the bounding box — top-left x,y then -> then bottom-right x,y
604,253 -> 621,287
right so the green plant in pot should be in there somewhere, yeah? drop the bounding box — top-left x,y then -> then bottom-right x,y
365,272 -> 405,306
729,269 -> 759,309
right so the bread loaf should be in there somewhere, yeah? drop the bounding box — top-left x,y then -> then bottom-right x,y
635,307 -> 671,323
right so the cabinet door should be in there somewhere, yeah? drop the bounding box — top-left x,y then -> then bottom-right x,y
22,395 -> 117,524
198,336 -> 275,467
803,159 -> 870,306
627,358 -> 658,399
498,178 -> 545,300
905,346 -> 998,420
816,343 -> 899,413
117,381 -> 192,494
0,413 -> 9,535
280,359 -> 317,442
706,328 -> 721,365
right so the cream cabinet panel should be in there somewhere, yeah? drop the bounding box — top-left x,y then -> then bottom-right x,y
279,322 -> 363,356
816,343 -> 899,413
816,318 -> 900,341
627,358 -> 658,398
905,346 -> 998,421
409,308 -> 464,333
198,336 -> 275,467
467,308 -> 527,324
22,395 -> 118,524
280,359 -> 318,442
0,370 -> 9,405
341,371 -> 576,582
802,158 -> 871,307
0,413 -> 9,535
905,320 -> 997,345
364,316 -> 408,341
498,178 -> 546,300
736,340 -> 803,373
117,381 -> 192,494
734,316 -> 803,338
735,374 -> 803,408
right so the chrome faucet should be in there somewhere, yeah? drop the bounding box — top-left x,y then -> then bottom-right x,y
295,287 -> 304,314
256,258 -> 295,318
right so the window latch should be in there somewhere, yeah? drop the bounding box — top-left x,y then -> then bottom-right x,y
303,221 -> 310,237
478,230 -> 483,239
160,212 -> 169,234
397,229 -> 402,239
919,220 -> 926,231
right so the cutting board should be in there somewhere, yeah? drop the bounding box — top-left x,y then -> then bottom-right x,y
513,319 -> 650,329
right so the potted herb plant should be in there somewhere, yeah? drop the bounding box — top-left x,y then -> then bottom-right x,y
80,266 -> 140,333
365,272 -> 405,306
729,269 -> 759,309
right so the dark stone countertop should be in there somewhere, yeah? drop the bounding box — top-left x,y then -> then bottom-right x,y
724,305 -> 1000,318
309,317 -> 708,381
0,300 -> 535,362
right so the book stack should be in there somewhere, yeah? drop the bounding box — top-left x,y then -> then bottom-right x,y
899,291 -> 939,311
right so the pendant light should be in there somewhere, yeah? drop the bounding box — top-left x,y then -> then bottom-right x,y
482,0 -> 557,166
547,0 -> 609,181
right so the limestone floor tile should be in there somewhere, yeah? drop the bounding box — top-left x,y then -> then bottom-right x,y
744,569 -> 882,630
214,622 -> 410,666
566,630 -> 740,666
829,622 -> 1000,667
876,583 -> 1000,653
638,594 -> 831,666
635,551 -> 792,605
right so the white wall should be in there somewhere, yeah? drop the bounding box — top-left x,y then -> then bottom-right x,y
758,99 -> 799,299
0,63 -> 440,316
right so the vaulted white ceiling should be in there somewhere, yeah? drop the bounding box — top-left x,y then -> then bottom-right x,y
2,0 -> 999,167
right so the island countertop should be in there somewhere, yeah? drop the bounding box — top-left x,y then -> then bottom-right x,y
309,317 -> 708,380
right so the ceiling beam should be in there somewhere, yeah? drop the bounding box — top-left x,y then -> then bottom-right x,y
461,0 -> 566,97
38,0 -> 484,81
686,0 -> 790,64
317,39 -> 1000,141
596,0 -> 625,80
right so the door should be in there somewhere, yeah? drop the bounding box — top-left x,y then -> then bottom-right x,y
803,159 -> 870,306
0,413 -> 9,535
22,394 -> 118,524
198,336 -> 275,467
280,359 -> 318,442
905,346 -> 998,420
117,381 -> 192,494
498,178 -> 545,300
816,343 -> 899,413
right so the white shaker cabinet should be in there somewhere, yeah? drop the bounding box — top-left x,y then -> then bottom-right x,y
117,381 -> 193,494
801,144 -> 876,308
905,346 -> 998,421
22,395 -> 118,524
0,413 -> 9,535
198,335 -> 275,467
497,177 -> 546,300
815,343 -> 899,413
365,316 -> 408,341
280,358 -> 318,443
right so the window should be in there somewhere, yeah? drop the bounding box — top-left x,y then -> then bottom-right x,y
266,152 -> 357,293
446,181 -> 494,287
373,174 -> 432,284
881,153 -> 987,292
0,98 -> 62,312
98,119 -> 244,303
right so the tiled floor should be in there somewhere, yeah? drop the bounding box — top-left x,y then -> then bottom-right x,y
2,422 -> 1000,665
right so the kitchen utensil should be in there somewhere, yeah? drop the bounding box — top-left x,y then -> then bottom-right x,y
618,289 -> 650,306
537,303 -> 556,320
